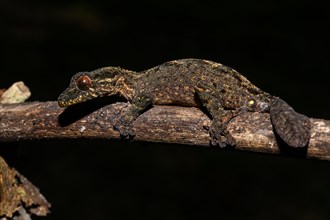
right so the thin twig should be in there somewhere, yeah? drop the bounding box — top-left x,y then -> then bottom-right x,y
0,101 -> 329,160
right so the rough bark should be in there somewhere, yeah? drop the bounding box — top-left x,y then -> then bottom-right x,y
0,101 -> 329,160
0,157 -> 50,218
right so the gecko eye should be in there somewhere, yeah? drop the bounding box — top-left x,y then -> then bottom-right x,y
76,75 -> 92,91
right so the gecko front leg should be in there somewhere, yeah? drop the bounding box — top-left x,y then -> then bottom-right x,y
113,93 -> 153,138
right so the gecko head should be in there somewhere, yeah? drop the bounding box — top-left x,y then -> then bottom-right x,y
58,67 -> 122,107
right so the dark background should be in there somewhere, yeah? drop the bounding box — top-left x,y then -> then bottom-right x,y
1,0 -> 330,219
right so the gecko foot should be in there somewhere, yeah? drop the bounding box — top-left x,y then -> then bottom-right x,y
112,114 -> 136,139
207,121 -> 236,148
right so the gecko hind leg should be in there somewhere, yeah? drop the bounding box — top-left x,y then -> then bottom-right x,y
209,111 -> 238,147
195,82 -> 238,147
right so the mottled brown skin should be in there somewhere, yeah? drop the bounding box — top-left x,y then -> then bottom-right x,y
58,59 -> 310,147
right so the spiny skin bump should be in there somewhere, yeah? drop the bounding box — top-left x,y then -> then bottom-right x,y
58,59 -> 310,148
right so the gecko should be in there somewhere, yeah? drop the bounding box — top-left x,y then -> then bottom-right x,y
58,59 -> 311,148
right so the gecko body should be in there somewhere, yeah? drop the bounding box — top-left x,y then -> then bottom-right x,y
58,59 -> 310,147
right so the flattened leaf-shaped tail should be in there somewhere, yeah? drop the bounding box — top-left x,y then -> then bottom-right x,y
270,98 -> 311,148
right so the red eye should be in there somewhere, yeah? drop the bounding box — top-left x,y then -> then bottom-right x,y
76,75 -> 92,91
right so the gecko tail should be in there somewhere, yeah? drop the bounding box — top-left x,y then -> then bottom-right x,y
269,98 -> 311,148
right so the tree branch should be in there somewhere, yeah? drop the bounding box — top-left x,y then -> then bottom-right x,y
0,101 -> 329,160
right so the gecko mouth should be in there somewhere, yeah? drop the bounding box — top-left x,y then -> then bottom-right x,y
58,100 -> 76,107
58,95 -> 89,107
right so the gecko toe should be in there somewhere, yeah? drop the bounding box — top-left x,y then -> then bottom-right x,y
113,116 -> 136,139
115,125 -> 136,139
209,122 -> 236,148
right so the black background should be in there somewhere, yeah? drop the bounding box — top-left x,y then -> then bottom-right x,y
1,1 -> 330,219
